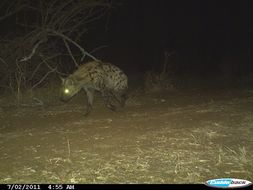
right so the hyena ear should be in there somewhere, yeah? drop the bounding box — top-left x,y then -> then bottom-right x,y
60,77 -> 65,84
69,77 -> 78,85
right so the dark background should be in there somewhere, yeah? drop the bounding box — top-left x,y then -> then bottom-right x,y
85,0 -> 253,78
0,0 -> 253,84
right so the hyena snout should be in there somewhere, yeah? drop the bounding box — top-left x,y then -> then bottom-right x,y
60,87 -> 80,102
60,78 -> 80,102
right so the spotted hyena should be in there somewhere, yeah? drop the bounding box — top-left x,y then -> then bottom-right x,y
61,61 -> 128,116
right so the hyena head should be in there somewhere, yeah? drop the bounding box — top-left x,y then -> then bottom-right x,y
60,76 -> 81,102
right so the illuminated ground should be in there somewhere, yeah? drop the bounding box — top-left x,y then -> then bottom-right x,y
0,88 -> 253,183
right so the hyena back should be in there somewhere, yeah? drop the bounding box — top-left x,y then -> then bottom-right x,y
61,61 -> 128,116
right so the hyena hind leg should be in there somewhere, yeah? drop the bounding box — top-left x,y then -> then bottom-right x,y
101,90 -> 117,112
84,88 -> 94,116
113,90 -> 128,108
120,93 -> 128,107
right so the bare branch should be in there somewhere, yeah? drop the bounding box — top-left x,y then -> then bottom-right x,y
0,5 -> 26,21
0,0 -> 113,96
38,53 -> 69,76
29,53 -> 63,81
90,45 -> 108,54
31,66 -> 57,90
20,39 -> 46,62
29,60 -> 44,80
47,29 -> 99,62
0,1 -> 38,22
81,44 -> 108,62
63,38 -> 78,68
0,57 -> 8,67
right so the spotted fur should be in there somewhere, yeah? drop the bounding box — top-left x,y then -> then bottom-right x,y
61,61 -> 128,116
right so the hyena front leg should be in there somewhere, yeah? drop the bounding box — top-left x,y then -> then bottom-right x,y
84,87 -> 94,116
111,90 -> 128,108
101,90 -> 117,112
119,93 -> 128,107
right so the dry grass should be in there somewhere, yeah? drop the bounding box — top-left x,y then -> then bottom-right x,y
0,89 -> 253,183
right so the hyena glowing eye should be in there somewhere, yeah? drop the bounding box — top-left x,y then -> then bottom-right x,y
64,88 -> 70,94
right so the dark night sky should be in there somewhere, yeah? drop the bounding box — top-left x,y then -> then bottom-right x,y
1,0 -> 252,76
88,0 -> 253,75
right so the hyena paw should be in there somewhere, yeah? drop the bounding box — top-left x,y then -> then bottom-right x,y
83,111 -> 91,117
84,106 -> 92,116
107,104 -> 117,112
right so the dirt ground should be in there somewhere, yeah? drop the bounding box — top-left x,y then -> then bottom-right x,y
0,88 -> 253,183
